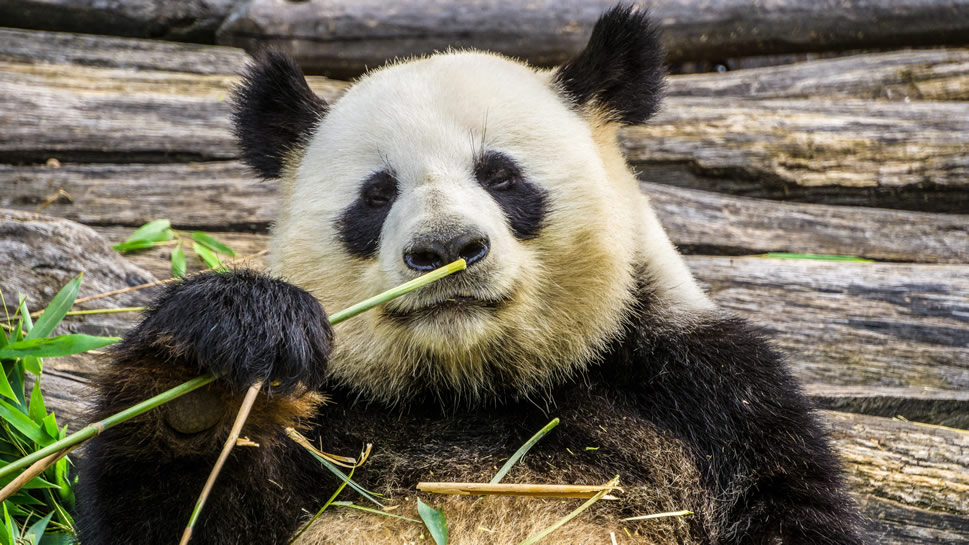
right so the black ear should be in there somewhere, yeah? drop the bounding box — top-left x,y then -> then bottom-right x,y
553,5 -> 665,125
232,50 -> 328,179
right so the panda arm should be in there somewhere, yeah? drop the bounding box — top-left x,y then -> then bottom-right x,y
611,314 -> 865,545
75,271 -> 333,545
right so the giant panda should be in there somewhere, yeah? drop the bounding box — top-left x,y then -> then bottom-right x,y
75,5 -> 864,545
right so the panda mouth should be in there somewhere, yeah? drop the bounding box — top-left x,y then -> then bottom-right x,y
382,291 -> 507,320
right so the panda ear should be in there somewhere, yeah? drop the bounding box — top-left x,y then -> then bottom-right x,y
232,50 -> 328,179
553,4 -> 665,125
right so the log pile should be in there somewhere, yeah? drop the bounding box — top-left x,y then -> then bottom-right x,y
0,4 -> 967,543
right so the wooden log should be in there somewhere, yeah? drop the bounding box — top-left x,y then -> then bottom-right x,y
826,411 -> 969,544
625,97 -> 969,213
0,209 -> 159,338
4,162 -> 967,264
216,0 -> 969,78
667,48 -> 969,101
0,27 -> 249,75
3,30 -> 967,212
0,0 -> 241,43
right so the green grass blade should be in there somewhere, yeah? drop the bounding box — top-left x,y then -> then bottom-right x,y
192,242 -> 223,270
171,245 -> 187,278
417,499 -> 448,545
302,448 -> 383,507
517,476 -> 618,545
490,418 -> 559,484
26,275 -> 82,341
289,465 -> 356,545
0,335 -> 121,359
191,232 -> 236,257
23,511 -> 53,545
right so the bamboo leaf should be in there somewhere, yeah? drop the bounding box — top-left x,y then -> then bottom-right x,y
0,335 -> 120,359
171,244 -> 186,278
28,380 -> 46,424
192,242 -> 223,270
0,398 -> 48,444
331,502 -> 420,523
417,499 -> 449,545
38,533 -> 74,545
23,511 -> 53,545
191,232 -> 236,257
112,240 -> 156,253
3,502 -> 16,545
42,413 -> 59,439
517,476 -> 619,545
122,219 -> 173,244
27,274 -> 82,341
491,418 -> 559,484
0,365 -> 17,402
22,357 -> 42,377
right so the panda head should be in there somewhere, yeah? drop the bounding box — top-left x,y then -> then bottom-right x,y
233,5 -> 709,405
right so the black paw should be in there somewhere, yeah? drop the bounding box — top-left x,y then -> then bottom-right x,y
119,270 -> 332,394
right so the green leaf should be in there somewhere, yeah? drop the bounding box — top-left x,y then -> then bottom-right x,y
123,219 -> 173,244
42,413 -> 59,439
0,335 -> 120,359
3,502 -> 17,545
22,356 -> 42,376
417,499 -> 448,545
192,242 -> 223,270
0,364 -> 17,402
23,511 -> 53,545
112,240 -> 156,252
0,475 -> 59,490
39,533 -> 74,545
27,274 -> 82,341
0,398 -> 48,444
17,299 -> 33,334
191,232 -> 236,257
491,418 -> 558,484
759,252 -> 873,262
28,379 -> 46,424
171,244 -> 186,278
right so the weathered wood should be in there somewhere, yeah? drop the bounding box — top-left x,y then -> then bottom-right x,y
642,182 -> 969,264
0,0 -> 241,43
810,385 -> 969,431
667,48 -> 969,101
0,210 -> 157,340
216,0 -> 969,78
0,59 -> 345,164
4,162 -> 967,264
826,411 -> 969,544
0,27 -> 249,75
626,97 -> 969,213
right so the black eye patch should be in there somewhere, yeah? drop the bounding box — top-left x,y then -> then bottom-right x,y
474,151 -> 547,240
337,170 -> 399,258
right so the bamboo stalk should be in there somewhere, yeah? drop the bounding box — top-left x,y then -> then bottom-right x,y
0,259 -> 467,482
0,444 -> 78,502
517,477 -> 620,545
179,380 -> 263,545
416,482 -> 621,499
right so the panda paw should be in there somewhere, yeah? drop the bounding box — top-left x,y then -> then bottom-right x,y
118,270 -> 332,394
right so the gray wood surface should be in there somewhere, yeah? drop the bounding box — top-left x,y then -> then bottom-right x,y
667,48 -> 969,101
626,97 -> 969,212
216,0 -> 969,77
0,0 -> 240,43
4,161 -> 967,264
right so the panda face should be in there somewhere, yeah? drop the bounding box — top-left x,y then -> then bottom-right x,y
236,9 -> 708,403
265,52 -> 646,402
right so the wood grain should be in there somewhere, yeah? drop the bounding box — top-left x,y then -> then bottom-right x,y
216,0 -> 969,78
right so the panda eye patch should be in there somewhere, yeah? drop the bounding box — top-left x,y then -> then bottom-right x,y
473,151 -> 547,240
361,171 -> 398,208
474,152 -> 520,191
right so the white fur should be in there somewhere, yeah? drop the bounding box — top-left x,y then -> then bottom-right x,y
269,51 -> 712,404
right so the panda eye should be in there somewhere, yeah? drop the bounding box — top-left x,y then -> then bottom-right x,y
475,152 -> 521,192
361,171 -> 398,208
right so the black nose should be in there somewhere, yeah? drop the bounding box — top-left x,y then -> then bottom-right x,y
403,232 -> 490,272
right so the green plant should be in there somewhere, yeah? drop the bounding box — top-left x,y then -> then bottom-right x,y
112,220 -> 237,277
0,274 -> 121,544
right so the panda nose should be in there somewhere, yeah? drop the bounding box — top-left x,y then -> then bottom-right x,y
403,232 -> 490,272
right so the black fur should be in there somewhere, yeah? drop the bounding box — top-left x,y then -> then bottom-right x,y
232,49 -> 328,179
76,276 -> 863,544
553,4 -> 666,125
119,270 -> 332,393
474,151 -> 547,240
337,170 -> 400,258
